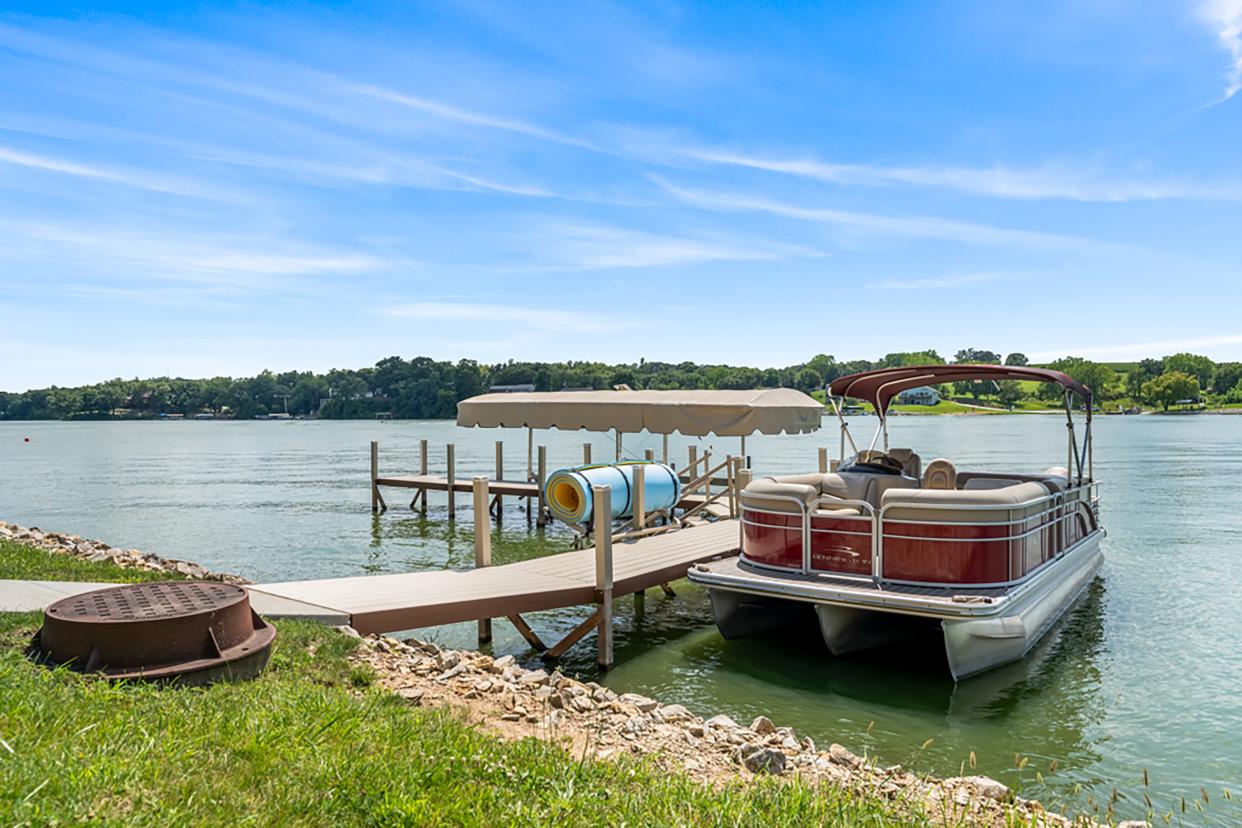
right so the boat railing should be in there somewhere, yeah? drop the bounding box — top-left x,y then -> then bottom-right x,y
738,482 -> 1100,589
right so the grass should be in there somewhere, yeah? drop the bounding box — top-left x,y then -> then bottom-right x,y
0,537 -> 185,583
0,540 -> 931,826
0,614 -> 934,827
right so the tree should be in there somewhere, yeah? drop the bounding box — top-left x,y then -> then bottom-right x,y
953,348 -> 1001,364
1213,362 -> 1242,395
1142,371 -> 1199,411
1162,353 -> 1214,389
880,350 -> 944,368
1039,357 -> 1116,402
794,368 -> 823,392
1004,353 -> 1028,366
996,380 -> 1022,409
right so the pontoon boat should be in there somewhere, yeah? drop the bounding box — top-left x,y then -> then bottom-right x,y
688,365 -> 1103,680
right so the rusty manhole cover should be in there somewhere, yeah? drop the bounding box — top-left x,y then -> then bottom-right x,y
32,581 -> 276,685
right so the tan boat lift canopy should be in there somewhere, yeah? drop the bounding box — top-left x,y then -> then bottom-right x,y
457,389 -> 824,437
458,388 -> 824,470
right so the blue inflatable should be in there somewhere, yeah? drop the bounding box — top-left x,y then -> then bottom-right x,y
545,462 -> 681,524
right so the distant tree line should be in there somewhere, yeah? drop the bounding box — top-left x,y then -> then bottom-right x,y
3,349 -> 1241,420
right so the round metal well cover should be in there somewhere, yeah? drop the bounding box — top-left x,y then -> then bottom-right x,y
33,581 -> 276,684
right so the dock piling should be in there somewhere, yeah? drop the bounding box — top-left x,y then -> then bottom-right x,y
536,445 -> 548,526
473,476 -> 492,645
447,443 -> 456,519
583,442 -> 592,464
593,485 -> 614,669
370,441 -> 379,513
633,464 -> 646,531
818,446 -> 828,474
494,440 -> 504,518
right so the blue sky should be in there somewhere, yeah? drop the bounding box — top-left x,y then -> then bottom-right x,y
2,1 -> 1241,391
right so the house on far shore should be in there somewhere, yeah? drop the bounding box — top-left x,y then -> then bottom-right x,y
488,384 -> 536,393
897,386 -> 940,406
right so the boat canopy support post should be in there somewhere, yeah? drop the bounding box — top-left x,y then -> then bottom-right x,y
828,396 -> 859,463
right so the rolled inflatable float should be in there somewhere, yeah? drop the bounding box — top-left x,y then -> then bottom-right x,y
545,462 -> 681,524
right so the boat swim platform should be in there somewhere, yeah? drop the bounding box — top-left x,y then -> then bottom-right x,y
250,518 -> 741,638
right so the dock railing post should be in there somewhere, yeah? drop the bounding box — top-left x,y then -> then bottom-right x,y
370,441 -> 379,512
473,476 -> 492,645
818,446 -> 828,474
703,451 -> 711,500
536,445 -> 548,526
447,443 -> 456,520
583,442 -> 592,465
592,485 -> 614,669
633,464 -> 646,531
644,449 -> 654,462
688,445 -> 698,479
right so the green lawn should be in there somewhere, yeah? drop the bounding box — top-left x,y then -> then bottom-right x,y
0,540 -> 928,827
0,537 -> 185,583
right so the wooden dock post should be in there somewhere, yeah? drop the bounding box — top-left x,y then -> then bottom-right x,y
413,438 -> 428,512
446,443 -> 456,520
703,450 -> 711,500
494,440 -> 504,518
688,445 -> 698,477
644,448 -> 654,462
818,446 -> 828,474
583,442 -> 592,464
536,445 -> 548,526
370,441 -> 379,512
473,476 -> 492,645
633,464 -> 646,531
728,455 -> 740,519
593,485 -> 614,669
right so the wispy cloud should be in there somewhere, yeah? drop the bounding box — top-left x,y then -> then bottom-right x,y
870,272 -> 1008,290
1030,332 -> 1242,361
0,145 -> 234,200
0,222 -> 392,287
684,148 -> 1242,202
1201,0 -> 1242,102
654,178 -> 1093,248
382,302 -> 610,333
523,222 -> 823,271
346,83 -> 598,152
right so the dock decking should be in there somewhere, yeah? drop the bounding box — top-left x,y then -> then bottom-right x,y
251,518 -> 739,636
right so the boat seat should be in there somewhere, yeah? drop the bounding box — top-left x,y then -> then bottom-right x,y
958,470 -> 1067,495
888,448 -> 922,479
882,481 -> 1049,523
744,471 -> 918,514
922,458 -> 957,490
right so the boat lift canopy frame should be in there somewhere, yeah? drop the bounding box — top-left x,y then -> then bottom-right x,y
825,364 -> 1095,485
457,388 -> 825,474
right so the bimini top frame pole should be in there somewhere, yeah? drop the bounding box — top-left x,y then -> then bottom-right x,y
828,364 -> 1095,482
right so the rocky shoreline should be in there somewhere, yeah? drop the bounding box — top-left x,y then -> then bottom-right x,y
0,520 -> 249,585
350,630 -> 1128,828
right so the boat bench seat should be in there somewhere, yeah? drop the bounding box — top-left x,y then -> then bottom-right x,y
743,471 -> 919,514
881,481 -> 1050,523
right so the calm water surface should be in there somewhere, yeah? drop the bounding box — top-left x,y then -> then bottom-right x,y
2,416 -> 1240,821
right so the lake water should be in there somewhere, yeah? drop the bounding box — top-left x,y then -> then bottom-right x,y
2,416 -> 1240,822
